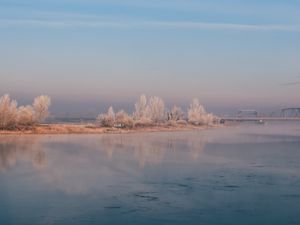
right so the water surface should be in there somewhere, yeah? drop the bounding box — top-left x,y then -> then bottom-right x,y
0,122 -> 300,225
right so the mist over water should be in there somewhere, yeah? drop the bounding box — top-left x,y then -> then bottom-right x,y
0,122 -> 300,225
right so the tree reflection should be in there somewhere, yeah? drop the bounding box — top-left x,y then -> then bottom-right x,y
0,136 -> 47,173
0,133 -> 209,173
0,132 -> 210,195
97,132 -> 209,167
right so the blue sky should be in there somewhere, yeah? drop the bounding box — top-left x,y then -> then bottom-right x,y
0,0 -> 300,115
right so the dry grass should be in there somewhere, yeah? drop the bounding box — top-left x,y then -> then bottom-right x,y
0,123 -> 222,135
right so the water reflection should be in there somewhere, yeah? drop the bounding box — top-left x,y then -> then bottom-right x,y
0,133 -> 209,195
1,124 -> 299,196
0,136 -> 46,172
2,134 -> 210,171
96,133 -> 209,167
2,124 -> 298,174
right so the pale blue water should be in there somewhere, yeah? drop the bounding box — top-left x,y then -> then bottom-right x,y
0,122 -> 300,225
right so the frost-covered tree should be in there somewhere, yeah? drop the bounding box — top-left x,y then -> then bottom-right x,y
96,106 -> 115,127
0,94 -> 18,129
187,98 -> 218,125
133,94 -> 167,125
133,94 -> 152,126
133,94 -> 148,120
202,113 -> 216,125
115,110 -> 134,128
148,96 -> 165,123
33,95 -> 51,123
187,98 -> 208,125
169,106 -> 184,121
17,105 -> 35,126
0,94 -> 52,129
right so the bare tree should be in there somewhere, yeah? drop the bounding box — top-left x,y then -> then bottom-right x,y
0,94 -> 18,129
33,95 -> 51,123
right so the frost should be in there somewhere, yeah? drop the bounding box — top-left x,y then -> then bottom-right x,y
17,105 -> 35,126
187,98 -> 216,125
0,94 -> 18,129
33,95 -> 51,123
96,95 -> 218,128
0,94 -> 51,129
96,106 -> 115,127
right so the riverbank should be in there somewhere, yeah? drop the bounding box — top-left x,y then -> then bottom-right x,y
0,123 -> 222,135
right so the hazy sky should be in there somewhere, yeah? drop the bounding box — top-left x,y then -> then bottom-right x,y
0,0 -> 299,115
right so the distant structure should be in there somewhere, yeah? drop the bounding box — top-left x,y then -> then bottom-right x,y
237,110 -> 258,118
281,108 -> 300,117
221,108 -> 300,123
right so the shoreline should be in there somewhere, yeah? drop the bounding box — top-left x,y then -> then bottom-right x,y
0,123 -> 223,135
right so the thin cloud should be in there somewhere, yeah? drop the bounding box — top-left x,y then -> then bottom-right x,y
0,18 -> 300,32
282,81 -> 300,86
144,21 -> 300,32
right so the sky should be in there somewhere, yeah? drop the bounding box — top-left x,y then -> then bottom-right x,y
0,0 -> 300,116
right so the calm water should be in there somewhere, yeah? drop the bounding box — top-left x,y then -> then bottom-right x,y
0,123 -> 300,225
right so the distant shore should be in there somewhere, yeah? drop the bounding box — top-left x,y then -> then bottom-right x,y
0,123 -> 222,135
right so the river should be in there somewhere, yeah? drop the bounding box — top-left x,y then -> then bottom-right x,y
0,122 -> 299,225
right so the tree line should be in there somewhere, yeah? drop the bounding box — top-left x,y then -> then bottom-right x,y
96,94 -> 219,128
0,94 -> 219,130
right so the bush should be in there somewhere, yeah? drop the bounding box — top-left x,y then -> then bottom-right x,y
17,105 -> 35,126
115,110 -> 134,128
188,98 -> 214,125
134,117 -> 153,127
96,106 -> 115,127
